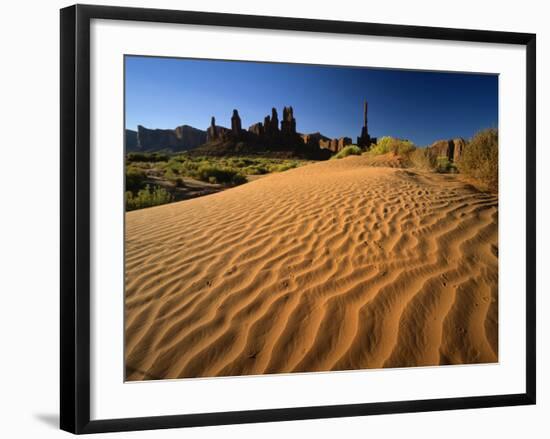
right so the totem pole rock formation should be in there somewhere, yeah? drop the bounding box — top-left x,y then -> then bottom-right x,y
357,100 -> 373,148
199,105 -> 332,159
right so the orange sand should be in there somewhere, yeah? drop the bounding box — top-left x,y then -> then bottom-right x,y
125,155 -> 498,380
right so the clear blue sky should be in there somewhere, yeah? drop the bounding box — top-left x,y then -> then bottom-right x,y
125,56 -> 498,146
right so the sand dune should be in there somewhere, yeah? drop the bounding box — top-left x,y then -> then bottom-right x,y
125,155 -> 498,380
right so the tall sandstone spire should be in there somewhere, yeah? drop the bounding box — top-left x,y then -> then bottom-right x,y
206,116 -> 217,142
357,99 -> 372,148
231,109 -> 242,137
281,106 -> 297,136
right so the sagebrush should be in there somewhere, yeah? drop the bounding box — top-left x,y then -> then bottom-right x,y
457,128 -> 498,190
331,145 -> 362,160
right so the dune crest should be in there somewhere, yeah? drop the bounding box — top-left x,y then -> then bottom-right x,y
125,155 -> 498,380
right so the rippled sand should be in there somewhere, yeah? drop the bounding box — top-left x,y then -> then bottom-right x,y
125,155 -> 498,380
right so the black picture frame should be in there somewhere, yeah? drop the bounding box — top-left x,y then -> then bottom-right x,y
60,4 -> 536,434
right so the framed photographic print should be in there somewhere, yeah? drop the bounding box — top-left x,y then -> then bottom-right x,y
60,4 -> 536,434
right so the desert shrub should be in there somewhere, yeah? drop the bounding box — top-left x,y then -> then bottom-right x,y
457,128 -> 498,190
125,185 -> 172,211
126,152 -> 169,162
125,166 -> 147,192
126,154 -> 307,189
228,158 -> 255,168
164,167 -> 179,181
370,137 -> 415,156
409,148 -> 437,170
180,160 -> 200,173
163,159 -> 183,173
195,164 -> 247,185
243,165 -> 269,175
435,156 -> 458,173
270,163 -> 296,172
331,145 -> 362,160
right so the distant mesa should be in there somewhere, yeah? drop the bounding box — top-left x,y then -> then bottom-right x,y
125,128 -> 138,151
125,124 -> 207,152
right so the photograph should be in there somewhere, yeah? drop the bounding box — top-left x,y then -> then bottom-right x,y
124,56 -> 499,381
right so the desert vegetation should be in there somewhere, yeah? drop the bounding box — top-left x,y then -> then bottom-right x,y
125,153 -> 311,210
369,136 -> 415,156
408,147 -> 437,170
364,128 -> 498,190
456,128 -> 498,191
330,145 -> 362,160
125,185 -> 173,211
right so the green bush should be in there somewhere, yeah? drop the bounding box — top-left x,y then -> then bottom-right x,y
164,167 -> 179,181
457,128 -> 498,190
124,154 -> 307,195
409,148 -> 437,170
125,185 -> 172,211
243,165 -> 269,175
228,158 -> 255,168
126,166 -> 147,192
269,162 -> 298,172
436,156 -> 457,173
195,165 -> 247,185
331,145 -> 362,160
370,137 -> 415,156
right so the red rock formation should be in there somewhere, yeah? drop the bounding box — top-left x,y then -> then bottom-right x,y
429,138 -> 466,162
338,137 -> 352,151
453,138 -> 466,162
263,108 -> 279,136
195,106 -> 332,159
302,132 -> 330,148
281,106 -> 297,136
271,108 -> 279,133
248,122 -> 264,137
231,109 -> 242,138
206,116 -> 218,142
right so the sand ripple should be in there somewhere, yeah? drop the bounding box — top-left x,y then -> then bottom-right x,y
125,155 -> 498,380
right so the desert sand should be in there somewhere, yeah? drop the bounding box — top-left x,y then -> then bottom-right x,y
125,154 -> 498,380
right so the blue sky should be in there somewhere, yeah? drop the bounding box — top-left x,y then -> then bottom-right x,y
125,56 -> 498,146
